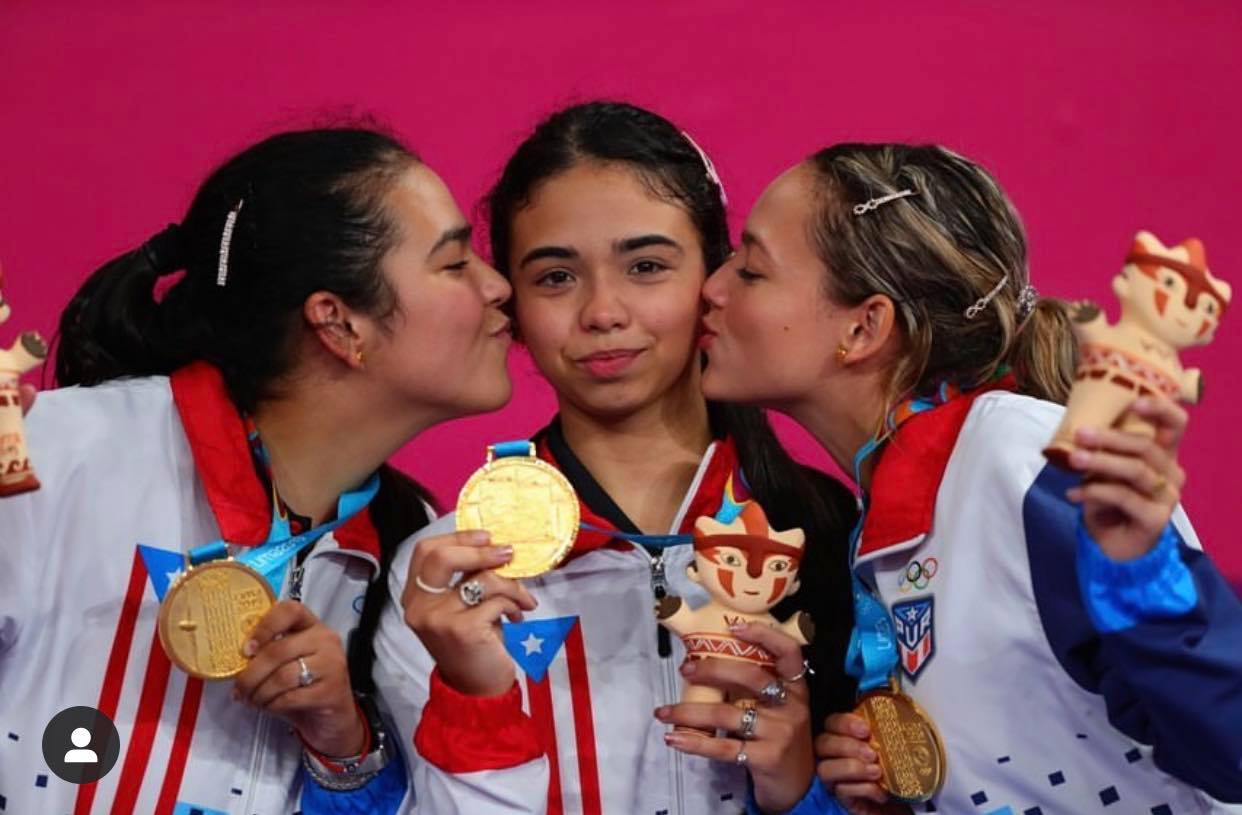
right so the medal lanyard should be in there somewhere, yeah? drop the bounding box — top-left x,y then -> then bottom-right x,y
843,381 -> 968,692
186,421 -> 381,596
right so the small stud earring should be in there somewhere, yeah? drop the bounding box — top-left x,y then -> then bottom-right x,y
836,344 -> 849,363
355,348 -> 365,366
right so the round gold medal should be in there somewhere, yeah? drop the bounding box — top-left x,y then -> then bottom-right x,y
157,559 -> 275,680
853,686 -> 947,803
456,444 -> 579,579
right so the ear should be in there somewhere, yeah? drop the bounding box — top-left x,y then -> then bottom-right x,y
686,563 -> 701,584
1112,273 -> 1132,301
838,293 -> 898,365
786,577 -> 801,597
304,291 -> 365,369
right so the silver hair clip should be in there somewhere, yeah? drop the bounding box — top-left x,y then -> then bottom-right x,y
853,189 -> 917,216
964,274 -> 1009,319
1017,284 -> 1039,319
681,131 -> 728,206
216,198 -> 245,287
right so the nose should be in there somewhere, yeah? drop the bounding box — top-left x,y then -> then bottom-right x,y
579,278 -> 629,332
476,259 -> 512,308
702,260 -> 730,309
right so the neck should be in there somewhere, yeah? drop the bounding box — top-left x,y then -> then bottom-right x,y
251,373 -> 433,525
784,368 -> 888,492
558,366 -> 712,533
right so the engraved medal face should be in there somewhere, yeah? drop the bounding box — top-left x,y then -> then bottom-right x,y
456,455 -> 579,579
854,689 -> 947,803
157,560 -> 275,680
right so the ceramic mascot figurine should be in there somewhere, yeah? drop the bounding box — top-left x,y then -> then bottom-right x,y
1045,231 -> 1230,466
0,264 -> 48,496
657,478 -> 813,709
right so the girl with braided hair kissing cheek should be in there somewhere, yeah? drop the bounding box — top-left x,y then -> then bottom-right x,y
374,102 -> 860,815
0,127 -> 513,815
699,144 -> 1242,814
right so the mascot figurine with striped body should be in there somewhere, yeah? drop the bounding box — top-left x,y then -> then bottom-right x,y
1046,231 -> 1231,466
656,478 -> 812,709
0,263 -> 47,497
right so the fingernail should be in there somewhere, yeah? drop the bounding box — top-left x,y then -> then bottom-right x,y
243,639 -> 257,657
1075,427 -> 1100,445
680,661 -> 697,676
1070,450 -> 1091,468
851,721 -> 870,739
1065,487 -> 1083,503
1133,397 -> 1152,412
467,530 -> 490,544
664,732 -> 686,748
727,621 -> 748,633
867,764 -> 882,779
492,546 -> 514,559
654,706 -> 671,720
862,745 -> 878,762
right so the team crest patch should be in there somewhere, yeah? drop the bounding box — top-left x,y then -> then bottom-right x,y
892,596 -> 935,681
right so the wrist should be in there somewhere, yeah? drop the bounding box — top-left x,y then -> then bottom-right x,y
300,699 -> 368,760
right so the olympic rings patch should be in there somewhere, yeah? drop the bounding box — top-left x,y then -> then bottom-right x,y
898,557 -> 938,593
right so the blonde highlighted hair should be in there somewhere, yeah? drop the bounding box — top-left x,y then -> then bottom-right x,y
805,143 -> 1077,409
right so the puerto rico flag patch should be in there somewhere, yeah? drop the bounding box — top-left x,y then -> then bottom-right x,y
892,596 -> 935,681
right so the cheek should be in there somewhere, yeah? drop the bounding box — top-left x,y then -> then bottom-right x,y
1154,289 -> 1169,316
766,576 -> 788,605
514,296 -> 572,363
1197,318 -> 1215,339
717,569 -> 735,598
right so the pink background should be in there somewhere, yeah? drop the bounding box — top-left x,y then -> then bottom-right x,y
2,2 -> 1239,584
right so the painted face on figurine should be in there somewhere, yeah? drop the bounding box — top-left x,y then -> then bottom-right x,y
1115,232 -> 1231,348
688,501 -> 805,615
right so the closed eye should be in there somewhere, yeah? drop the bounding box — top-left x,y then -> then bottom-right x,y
736,267 -> 762,282
630,259 -> 670,277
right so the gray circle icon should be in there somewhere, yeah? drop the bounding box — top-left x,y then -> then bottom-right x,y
41,706 -> 121,784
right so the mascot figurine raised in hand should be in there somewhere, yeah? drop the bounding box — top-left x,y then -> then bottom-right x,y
0,263 -> 48,496
1046,231 -> 1230,466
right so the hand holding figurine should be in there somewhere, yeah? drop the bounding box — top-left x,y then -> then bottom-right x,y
655,479 -> 817,811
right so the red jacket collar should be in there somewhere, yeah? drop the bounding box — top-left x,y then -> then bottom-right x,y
856,383 -> 1008,563
169,362 -> 380,560
535,435 -> 741,560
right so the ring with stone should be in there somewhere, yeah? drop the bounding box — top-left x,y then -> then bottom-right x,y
458,579 -> 486,607
297,656 -> 314,688
738,706 -> 759,740
758,679 -> 788,706
783,658 -> 815,683
734,744 -> 749,766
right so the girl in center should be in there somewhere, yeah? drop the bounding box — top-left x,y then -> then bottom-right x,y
374,102 -> 859,814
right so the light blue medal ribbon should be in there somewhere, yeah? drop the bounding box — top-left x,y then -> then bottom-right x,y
844,437 -> 899,692
186,472 -> 380,596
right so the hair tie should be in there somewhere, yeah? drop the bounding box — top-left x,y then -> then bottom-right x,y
140,223 -> 185,277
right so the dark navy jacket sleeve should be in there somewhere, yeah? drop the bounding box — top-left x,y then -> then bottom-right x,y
1024,464 -> 1242,804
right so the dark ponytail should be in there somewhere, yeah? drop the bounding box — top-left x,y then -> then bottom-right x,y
56,127 -> 418,412
488,102 -> 859,725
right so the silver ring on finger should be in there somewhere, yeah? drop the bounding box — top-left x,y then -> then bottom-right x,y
458,579 -> 486,607
734,742 -> 749,766
783,658 -> 815,683
758,679 -> 788,706
738,706 -> 759,740
297,656 -> 314,688
414,574 -> 451,594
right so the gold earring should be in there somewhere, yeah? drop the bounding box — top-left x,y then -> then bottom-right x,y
355,348 -> 365,366
836,344 -> 849,363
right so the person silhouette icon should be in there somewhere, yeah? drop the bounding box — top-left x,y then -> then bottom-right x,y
63,727 -> 98,764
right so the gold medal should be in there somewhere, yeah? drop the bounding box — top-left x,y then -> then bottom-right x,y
853,682 -> 947,803
157,559 -> 275,680
456,442 -> 579,579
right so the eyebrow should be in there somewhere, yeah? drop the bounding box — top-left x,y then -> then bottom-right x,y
614,234 -> 682,255
518,245 -> 579,269
428,224 -> 472,259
